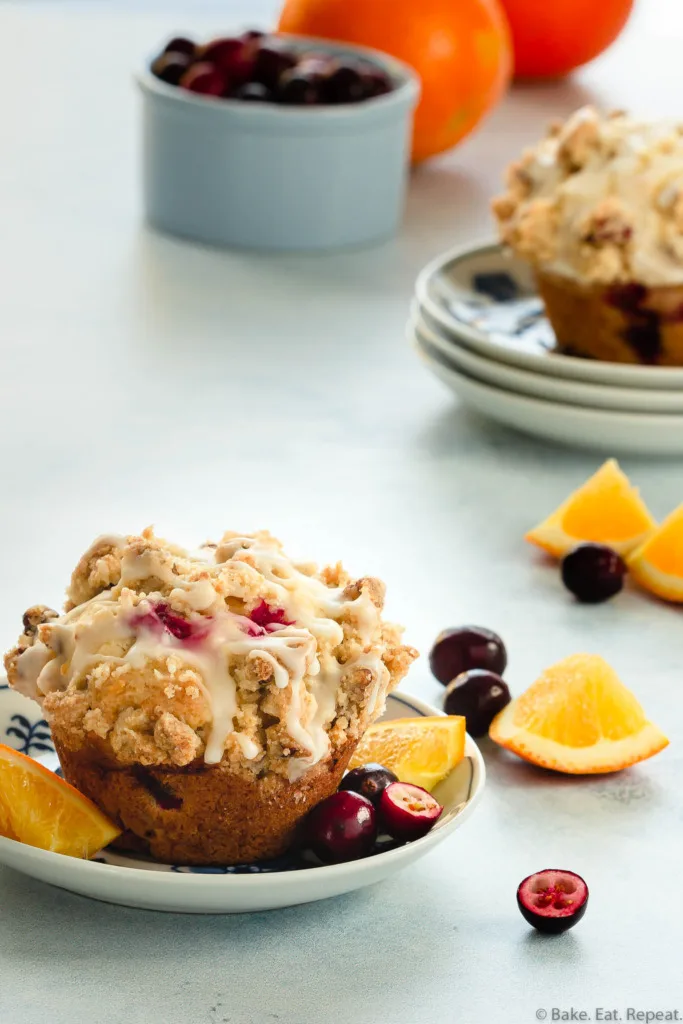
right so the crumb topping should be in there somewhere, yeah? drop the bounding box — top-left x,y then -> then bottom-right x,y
492,106 -> 683,286
5,529 -> 417,780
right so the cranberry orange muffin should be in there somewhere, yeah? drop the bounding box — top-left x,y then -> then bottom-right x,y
4,529 -> 417,865
492,106 -> 683,365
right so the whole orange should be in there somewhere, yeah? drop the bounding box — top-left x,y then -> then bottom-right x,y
498,0 -> 634,78
277,0 -> 512,163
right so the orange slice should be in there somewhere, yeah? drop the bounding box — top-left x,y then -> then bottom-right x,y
0,744 -> 121,857
525,459 -> 656,558
349,716 -> 466,792
628,503 -> 683,602
489,654 -> 668,774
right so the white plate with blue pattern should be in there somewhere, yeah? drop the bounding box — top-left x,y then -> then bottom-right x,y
415,241 -> 683,390
0,680 -> 485,914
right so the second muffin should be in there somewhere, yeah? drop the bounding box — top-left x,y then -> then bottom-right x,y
493,106 -> 683,365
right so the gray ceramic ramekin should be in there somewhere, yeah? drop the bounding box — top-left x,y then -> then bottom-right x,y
137,37 -> 419,251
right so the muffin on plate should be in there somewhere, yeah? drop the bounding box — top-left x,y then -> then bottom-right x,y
492,106 -> 683,365
4,529 -> 417,865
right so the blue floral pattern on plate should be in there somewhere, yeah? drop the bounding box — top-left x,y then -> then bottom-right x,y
5,713 -> 54,756
447,268 -> 554,354
0,677 -> 55,756
425,244 -> 559,357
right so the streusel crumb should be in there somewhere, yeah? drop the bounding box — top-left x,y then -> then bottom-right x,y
5,530 -> 417,781
492,106 -> 683,286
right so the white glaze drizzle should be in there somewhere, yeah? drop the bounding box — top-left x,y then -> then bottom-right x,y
15,533 -> 390,774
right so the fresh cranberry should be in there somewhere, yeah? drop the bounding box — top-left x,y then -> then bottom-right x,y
430,626 -> 507,686
378,782 -> 443,841
201,37 -> 254,82
517,869 -> 589,934
359,65 -> 392,97
249,600 -> 294,629
277,70 -> 322,105
252,43 -> 297,90
325,64 -> 366,103
561,544 -> 626,603
151,51 -> 191,85
179,62 -> 225,96
304,791 -> 377,863
162,36 -> 196,58
339,764 -> 398,806
443,670 -> 511,736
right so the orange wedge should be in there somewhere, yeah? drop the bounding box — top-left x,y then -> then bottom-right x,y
349,716 -> 466,792
525,459 -> 656,558
628,503 -> 683,603
489,654 -> 668,774
0,744 -> 121,857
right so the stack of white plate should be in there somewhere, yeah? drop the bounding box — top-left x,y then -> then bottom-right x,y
411,242 -> 683,455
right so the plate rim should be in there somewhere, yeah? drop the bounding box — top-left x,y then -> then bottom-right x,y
414,331 -> 683,427
0,689 -> 486,888
415,240 -> 683,388
410,308 -> 683,414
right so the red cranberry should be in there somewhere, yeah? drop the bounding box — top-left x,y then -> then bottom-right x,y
249,600 -> 294,629
162,36 -> 196,58
517,869 -> 589,934
132,603 -> 211,644
359,65 -> 392,97
304,791 -> 377,863
154,604 -> 196,640
252,43 -> 297,90
339,764 -> 398,806
179,62 -> 225,96
151,51 -> 191,85
444,669 -> 511,737
201,37 -> 254,82
325,64 -> 366,104
430,626 -> 507,686
561,543 -> 626,603
277,69 -> 322,104
378,782 -> 443,841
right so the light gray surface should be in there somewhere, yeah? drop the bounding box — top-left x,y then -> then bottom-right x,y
1,2 -> 682,1022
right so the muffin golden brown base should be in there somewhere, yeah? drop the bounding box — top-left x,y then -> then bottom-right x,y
54,733 -> 358,865
537,272 -> 683,366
